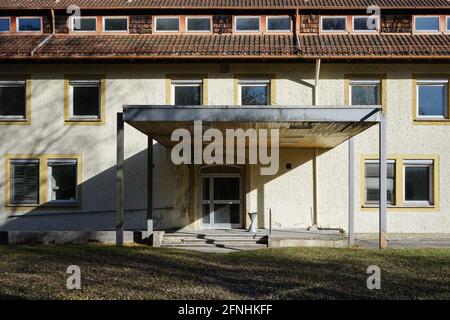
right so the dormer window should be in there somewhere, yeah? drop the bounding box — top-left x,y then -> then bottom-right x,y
155,17 -> 180,32
186,16 -> 212,32
71,17 -> 97,32
352,16 -> 379,32
17,17 -> 42,32
0,17 -> 10,32
266,16 -> 291,32
414,16 -> 440,33
235,16 -> 260,32
446,16 -> 450,32
103,17 -> 128,32
320,16 -> 346,32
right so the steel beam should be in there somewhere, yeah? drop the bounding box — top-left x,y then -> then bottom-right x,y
147,136 -> 154,233
348,138 -> 355,246
379,113 -> 388,249
123,105 -> 382,123
116,113 -> 124,246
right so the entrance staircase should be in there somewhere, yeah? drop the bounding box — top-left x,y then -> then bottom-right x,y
160,230 -> 268,252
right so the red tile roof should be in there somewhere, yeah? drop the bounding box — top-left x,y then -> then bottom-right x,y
1,0 -> 449,10
297,34 -> 450,58
0,34 -> 449,59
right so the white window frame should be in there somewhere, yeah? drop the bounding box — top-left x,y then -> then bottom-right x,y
16,16 -> 42,33
234,16 -> 261,33
364,159 -> 396,205
403,160 -> 434,206
351,15 -> 379,33
154,16 -> 180,33
185,16 -> 212,33
349,80 -> 381,106
71,16 -> 97,33
69,80 -> 101,120
320,16 -> 347,33
446,16 -> 450,33
416,79 -> 448,120
266,16 -> 292,33
0,17 -> 11,33
102,16 -> 129,33
47,159 -> 78,205
413,15 -> 440,33
238,79 -> 270,105
0,80 -> 27,120
171,80 -> 203,105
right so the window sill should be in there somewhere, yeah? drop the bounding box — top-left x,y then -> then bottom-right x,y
0,118 -> 29,125
64,118 -> 104,126
414,119 -> 450,125
5,202 -> 80,210
361,205 -> 437,212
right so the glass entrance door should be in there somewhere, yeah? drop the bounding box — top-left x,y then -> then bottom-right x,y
201,175 -> 242,229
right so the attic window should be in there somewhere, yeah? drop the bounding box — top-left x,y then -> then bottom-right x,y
17,17 -> 42,32
71,17 -> 97,32
414,16 -> 440,33
235,16 -> 260,32
186,17 -> 212,32
320,16 -> 346,32
103,17 -> 128,32
266,16 -> 291,32
155,17 -> 180,32
352,16 -> 379,32
0,17 -> 10,32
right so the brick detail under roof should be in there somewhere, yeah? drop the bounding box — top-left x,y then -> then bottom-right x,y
130,15 -> 152,34
300,14 -> 319,34
55,15 -> 69,34
381,14 -> 412,33
213,15 -> 232,34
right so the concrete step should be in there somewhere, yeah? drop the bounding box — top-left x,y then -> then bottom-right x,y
160,243 -> 268,249
164,233 -> 267,239
163,237 -> 267,243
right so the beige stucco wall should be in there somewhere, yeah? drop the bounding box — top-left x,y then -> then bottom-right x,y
0,62 -> 449,234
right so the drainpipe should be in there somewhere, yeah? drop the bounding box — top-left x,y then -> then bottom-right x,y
31,9 -> 55,56
309,58 -> 321,230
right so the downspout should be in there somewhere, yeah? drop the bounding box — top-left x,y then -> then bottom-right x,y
309,58 -> 321,230
31,9 -> 55,56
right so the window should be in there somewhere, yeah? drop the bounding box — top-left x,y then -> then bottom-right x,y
10,160 -> 39,205
235,16 -> 260,32
239,80 -> 270,105
48,159 -> 77,204
0,17 -> 10,32
446,16 -> 450,32
186,17 -> 211,32
172,80 -> 202,105
0,81 -> 26,120
364,160 -> 396,205
403,160 -> 434,206
321,16 -> 346,32
352,16 -> 378,32
69,80 -> 101,120
155,17 -> 179,32
416,80 -> 448,119
414,16 -> 440,32
17,17 -> 42,32
350,80 -> 380,105
266,16 -> 291,32
103,17 -> 128,32
71,17 -> 97,32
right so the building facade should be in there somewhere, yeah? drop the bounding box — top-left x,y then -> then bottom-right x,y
0,0 -> 449,243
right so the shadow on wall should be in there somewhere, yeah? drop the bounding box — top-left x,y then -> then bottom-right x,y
0,143 -> 190,232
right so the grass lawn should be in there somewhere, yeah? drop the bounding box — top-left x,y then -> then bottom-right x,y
0,245 -> 449,300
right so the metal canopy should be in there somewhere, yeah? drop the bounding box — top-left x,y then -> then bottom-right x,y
123,105 -> 381,123
123,105 -> 381,149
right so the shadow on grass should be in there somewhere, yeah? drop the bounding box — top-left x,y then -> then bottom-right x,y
0,245 -> 449,300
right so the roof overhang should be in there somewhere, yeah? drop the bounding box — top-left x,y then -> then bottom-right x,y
123,105 -> 381,149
